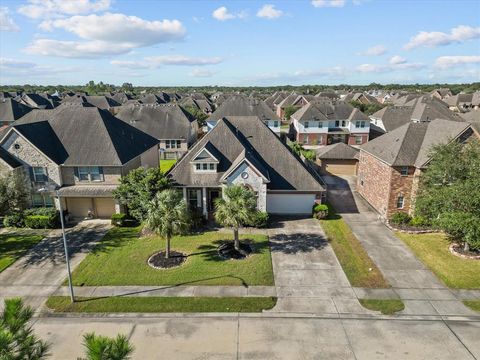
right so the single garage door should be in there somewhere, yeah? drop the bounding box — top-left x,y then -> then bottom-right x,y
322,160 -> 358,175
266,194 -> 316,214
94,198 -> 116,218
66,198 -> 94,219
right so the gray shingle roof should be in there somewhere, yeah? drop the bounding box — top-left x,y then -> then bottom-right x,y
169,116 -> 324,191
115,104 -> 196,140
360,119 -> 473,168
316,143 -> 359,160
12,106 -> 159,166
208,95 -> 280,121
0,146 -> 22,168
292,101 -> 368,121
0,99 -> 32,123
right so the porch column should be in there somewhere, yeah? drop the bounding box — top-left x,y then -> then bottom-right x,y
202,187 -> 207,217
182,187 -> 187,202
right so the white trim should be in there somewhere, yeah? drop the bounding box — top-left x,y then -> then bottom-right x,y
220,158 -> 270,183
190,146 -> 220,163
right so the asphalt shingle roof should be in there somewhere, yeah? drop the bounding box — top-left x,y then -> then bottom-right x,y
208,95 -> 280,121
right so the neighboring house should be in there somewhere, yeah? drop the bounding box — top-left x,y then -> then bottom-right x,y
180,96 -> 214,114
0,106 -> 159,219
169,116 -> 325,217
18,93 -> 56,109
370,95 -> 463,132
115,104 -> 198,160
0,98 -> 33,126
357,119 -> 479,221
291,101 -> 370,147
264,91 -> 289,111
316,142 -> 359,175
111,92 -> 134,104
343,92 -> 381,105
207,95 -> 281,134
430,88 -> 452,100
139,92 -> 170,104
444,92 -> 480,112
275,92 -> 299,119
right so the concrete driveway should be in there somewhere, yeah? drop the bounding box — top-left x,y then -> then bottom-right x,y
267,216 -> 371,315
324,175 -> 477,316
0,220 -> 110,310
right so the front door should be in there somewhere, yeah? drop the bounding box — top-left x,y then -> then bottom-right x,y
208,189 -> 221,212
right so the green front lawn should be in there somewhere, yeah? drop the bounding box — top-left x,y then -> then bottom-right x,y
0,230 -> 46,272
70,226 -> 274,286
396,232 -> 480,289
46,296 -> 277,313
320,214 -> 389,288
359,299 -> 405,315
159,159 -> 177,173
463,300 -> 480,313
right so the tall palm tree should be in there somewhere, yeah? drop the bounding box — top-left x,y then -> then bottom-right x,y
0,298 -> 50,360
82,332 -> 134,360
145,189 -> 190,258
214,185 -> 257,251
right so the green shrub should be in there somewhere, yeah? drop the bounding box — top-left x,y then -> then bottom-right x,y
249,211 -> 269,228
111,213 -> 127,226
23,208 -> 59,228
3,212 -> 24,228
303,150 -> 316,161
390,212 -> 412,225
313,203 -> 329,219
410,215 -> 429,227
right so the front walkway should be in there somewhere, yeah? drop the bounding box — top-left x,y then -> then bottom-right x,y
324,175 -> 478,316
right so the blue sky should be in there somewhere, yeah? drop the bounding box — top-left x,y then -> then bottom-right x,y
0,0 -> 479,86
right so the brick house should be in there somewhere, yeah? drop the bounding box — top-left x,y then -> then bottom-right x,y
357,119 -> 479,220
0,106 -> 159,219
291,100 -> 370,148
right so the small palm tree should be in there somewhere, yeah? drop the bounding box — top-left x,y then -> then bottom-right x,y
82,332 -> 134,360
0,298 -> 50,360
145,189 -> 190,258
214,185 -> 257,251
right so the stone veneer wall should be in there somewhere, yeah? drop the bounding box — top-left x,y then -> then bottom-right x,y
225,161 -> 267,211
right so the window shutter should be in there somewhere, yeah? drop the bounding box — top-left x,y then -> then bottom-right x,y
74,167 -> 79,180
28,167 -> 34,182
99,166 -> 104,181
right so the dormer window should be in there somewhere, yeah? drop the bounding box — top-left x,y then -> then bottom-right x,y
194,163 -> 217,172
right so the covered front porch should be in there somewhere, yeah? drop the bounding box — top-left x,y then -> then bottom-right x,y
183,187 -> 222,219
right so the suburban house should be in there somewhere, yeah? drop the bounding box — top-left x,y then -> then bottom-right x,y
264,91 -> 289,111
343,92 -> 381,105
357,119 -> 479,221
430,88 -> 452,100
370,95 -> 464,132
115,103 -> 198,160
18,93 -> 57,109
0,98 -> 33,126
169,116 -> 326,217
443,92 -> 480,112
0,106 -> 159,219
206,95 -> 281,134
291,100 -> 370,147
275,92 -> 299,119
316,142 -> 359,175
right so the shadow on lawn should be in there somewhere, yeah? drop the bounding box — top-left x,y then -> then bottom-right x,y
191,238 -> 269,262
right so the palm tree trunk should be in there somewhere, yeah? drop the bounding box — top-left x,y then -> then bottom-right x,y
233,228 -> 240,251
464,241 -> 470,252
166,236 -> 171,259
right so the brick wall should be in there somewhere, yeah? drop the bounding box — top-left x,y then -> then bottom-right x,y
348,133 -> 369,146
297,133 -> 327,145
387,166 -> 415,218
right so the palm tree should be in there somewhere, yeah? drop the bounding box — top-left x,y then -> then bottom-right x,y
145,189 -> 190,258
214,185 -> 257,251
0,298 -> 50,360
82,332 -> 134,360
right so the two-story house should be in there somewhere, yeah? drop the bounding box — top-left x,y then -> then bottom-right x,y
169,116 -> 325,217
357,119 -> 479,221
291,101 -> 370,147
206,95 -> 282,134
0,106 -> 159,219
115,103 -> 198,160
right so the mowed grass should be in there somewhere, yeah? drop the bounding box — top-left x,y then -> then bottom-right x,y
396,232 -> 480,289
159,159 -> 177,173
359,299 -> 405,315
70,226 -> 274,286
46,296 -> 277,313
320,213 -> 389,288
463,301 -> 480,313
0,230 -> 46,272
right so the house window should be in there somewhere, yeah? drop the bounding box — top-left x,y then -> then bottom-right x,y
304,121 -> 309,128
165,140 -> 182,149
194,163 -> 216,172
318,122 -> 323,128
355,121 -> 366,128
76,166 -> 104,182
32,194 -> 54,208
355,136 -> 363,145
32,167 -> 47,183
400,167 -> 409,176
187,189 -> 199,209
341,120 -> 346,127
209,163 -> 215,170
396,195 -> 404,209
273,120 -> 279,127
335,120 -> 340,127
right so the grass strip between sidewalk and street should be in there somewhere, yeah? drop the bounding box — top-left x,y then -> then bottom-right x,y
359,299 -> 405,315
319,210 -> 389,288
396,232 -> 480,289
46,296 -> 277,313
463,301 -> 480,313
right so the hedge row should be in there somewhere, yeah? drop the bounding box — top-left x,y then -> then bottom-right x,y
3,208 -> 60,229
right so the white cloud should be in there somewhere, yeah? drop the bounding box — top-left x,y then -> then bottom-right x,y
0,7 -> 19,31
356,61 -> 424,73
389,55 -> 407,64
0,57 -> 34,68
311,0 -> 346,8
434,55 -> 480,69
404,25 -> 480,50
111,55 -> 224,69
256,4 -> 283,19
18,0 -> 111,19
212,6 -> 247,21
0,57 -> 78,77
24,13 -> 186,58
251,66 -> 346,83
358,45 -> 387,56
189,68 -> 216,77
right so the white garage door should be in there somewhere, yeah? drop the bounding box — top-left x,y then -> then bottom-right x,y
66,198 -> 94,219
94,198 -> 116,218
266,194 -> 316,214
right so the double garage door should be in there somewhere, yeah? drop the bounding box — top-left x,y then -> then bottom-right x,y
321,160 -> 358,176
266,194 -> 316,215
66,197 -> 116,219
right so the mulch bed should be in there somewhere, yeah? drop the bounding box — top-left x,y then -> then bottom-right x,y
148,251 -> 186,269
218,242 -> 253,260
450,244 -> 480,260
